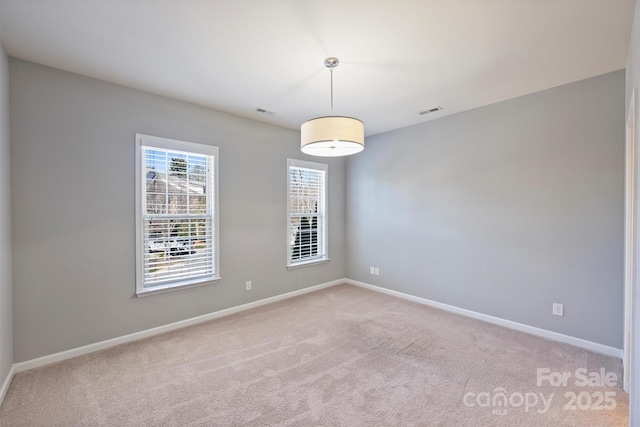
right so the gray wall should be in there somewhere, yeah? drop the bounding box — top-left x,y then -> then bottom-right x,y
5,53 -> 629,373
626,0 -> 640,423
9,59 -> 347,362
347,71 -> 625,349
0,31 -> 13,381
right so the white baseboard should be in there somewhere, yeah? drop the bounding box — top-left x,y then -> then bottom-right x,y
345,279 -> 623,359
0,365 -> 14,406
12,277 -> 622,375
14,279 -> 345,373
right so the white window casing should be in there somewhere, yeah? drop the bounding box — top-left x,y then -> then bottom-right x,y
135,134 -> 220,296
287,158 -> 328,268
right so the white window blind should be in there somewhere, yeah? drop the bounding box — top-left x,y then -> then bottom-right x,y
287,159 -> 328,267
136,134 -> 219,295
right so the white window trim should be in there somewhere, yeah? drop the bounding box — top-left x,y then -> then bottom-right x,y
286,158 -> 329,269
135,133 -> 220,296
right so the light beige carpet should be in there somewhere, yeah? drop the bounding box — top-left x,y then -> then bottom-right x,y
0,284 -> 629,426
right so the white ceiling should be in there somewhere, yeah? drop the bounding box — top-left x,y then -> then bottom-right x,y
0,0 -> 635,137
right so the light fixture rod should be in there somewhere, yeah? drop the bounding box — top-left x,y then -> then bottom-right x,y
330,66 -> 334,116
324,57 -> 339,116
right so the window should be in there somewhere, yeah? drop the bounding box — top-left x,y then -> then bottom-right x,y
287,159 -> 328,267
135,134 -> 219,296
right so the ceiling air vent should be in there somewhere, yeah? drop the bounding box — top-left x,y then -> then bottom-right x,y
254,107 -> 275,115
419,106 -> 443,115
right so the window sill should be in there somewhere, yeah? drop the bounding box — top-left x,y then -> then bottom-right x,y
136,276 -> 221,297
286,258 -> 330,270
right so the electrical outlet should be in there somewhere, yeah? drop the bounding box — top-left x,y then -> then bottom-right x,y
245,281 -> 252,291
374,267 -> 380,276
370,267 -> 375,275
552,303 -> 564,317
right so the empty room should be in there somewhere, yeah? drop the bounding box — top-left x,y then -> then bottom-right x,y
1,1 -> 640,426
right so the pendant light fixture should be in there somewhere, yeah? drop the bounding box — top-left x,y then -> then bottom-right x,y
301,57 -> 364,157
